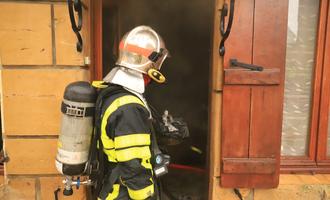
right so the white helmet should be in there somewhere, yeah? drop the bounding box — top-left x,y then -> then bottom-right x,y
116,26 -> 169,83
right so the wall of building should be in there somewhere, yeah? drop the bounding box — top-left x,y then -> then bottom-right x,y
0,1 -> 90,199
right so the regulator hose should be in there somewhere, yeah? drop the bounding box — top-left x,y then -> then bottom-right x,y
54,188 -> 60,200
169,164 -> 205,174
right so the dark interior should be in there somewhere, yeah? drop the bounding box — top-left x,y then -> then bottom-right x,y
103,1 -> 213,198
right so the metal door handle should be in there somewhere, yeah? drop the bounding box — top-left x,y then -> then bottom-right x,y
219,0 -> 235,56
230,59 -> 264,71
68,0 -> 83,52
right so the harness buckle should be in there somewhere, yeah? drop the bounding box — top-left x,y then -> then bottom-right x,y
66,106 -> 86,117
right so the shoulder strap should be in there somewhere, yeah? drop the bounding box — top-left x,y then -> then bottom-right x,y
149,120 -> 162,156
87,84 -> 125,200
98,166 -> 121,200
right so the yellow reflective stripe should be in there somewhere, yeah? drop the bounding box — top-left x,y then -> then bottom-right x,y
105,184 -> 120,200
101,95 -> 145,162
116,146 -> 151,162
92,81 -> 108,89
127,183 -> 154,200
115,134 -> 150,149
141,158 -> 153,170
101,135 -> 115,149
101,95 -> 145,137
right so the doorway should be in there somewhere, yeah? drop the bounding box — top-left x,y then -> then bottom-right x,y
101,0 -> 213,198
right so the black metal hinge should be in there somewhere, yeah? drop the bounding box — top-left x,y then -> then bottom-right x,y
68,0 -> 83,52
219,0 -> 235,56
229,59 -> 264,71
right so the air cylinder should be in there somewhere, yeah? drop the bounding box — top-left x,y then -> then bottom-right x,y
55,81 -> 97,176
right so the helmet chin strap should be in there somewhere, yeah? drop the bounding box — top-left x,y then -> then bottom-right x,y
147,68 -> 166,84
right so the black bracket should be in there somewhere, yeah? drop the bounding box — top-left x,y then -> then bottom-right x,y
68,0 -> 83,52
230,59 -> 264,71
219,0 -> 235,56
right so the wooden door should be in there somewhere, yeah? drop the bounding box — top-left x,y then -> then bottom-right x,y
220,0 -> 288,188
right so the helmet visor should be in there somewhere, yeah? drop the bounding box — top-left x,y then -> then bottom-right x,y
153,49 -> 169,70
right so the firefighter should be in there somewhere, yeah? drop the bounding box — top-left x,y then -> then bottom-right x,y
97,26 -> 169,200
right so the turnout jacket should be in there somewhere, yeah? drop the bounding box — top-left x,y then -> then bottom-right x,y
99,86 -> 154,200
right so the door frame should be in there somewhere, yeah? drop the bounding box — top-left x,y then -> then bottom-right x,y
91,1 -> 215,199
91,0 -> 103,80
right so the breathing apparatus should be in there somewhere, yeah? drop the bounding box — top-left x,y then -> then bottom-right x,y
54,81 -> 189,197
55,81 -> 96,196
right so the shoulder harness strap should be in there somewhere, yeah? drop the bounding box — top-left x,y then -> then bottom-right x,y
87,82 -> 124,200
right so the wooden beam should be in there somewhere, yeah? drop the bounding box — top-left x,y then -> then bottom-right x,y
223,158 -> 276,174
224,69 -> 280,85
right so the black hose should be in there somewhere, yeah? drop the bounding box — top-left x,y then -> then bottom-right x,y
149,104 -> 163,121
54,188 -> 60,200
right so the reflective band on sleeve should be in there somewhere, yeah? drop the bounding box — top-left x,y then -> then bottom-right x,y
141,158 -> 153,170
105,184 -> 120,200
101,95 -> 145,162
127,183 -> 154,200
101,134 -> 115,162
115,146 -> 151,162
101,135 -> 114,149
115,134 -> 150,149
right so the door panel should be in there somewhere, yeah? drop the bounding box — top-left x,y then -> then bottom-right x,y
250,87 -> 282,158
221,0 -> 288,188
222,86 -> 250,158
223,0 -> 254,70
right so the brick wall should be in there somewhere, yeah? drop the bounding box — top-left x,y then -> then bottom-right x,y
0,1 -> 90,199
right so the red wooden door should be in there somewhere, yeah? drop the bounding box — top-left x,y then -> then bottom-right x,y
221,0 -> 288,188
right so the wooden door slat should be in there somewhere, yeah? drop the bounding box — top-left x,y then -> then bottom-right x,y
223,0 -> 255,68
250,87 -> 282,158
224,69 -> 280,85
222,86 -> 251,158
223,158 -> 276,174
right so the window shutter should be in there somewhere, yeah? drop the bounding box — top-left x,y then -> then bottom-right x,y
221,0 -> 288,188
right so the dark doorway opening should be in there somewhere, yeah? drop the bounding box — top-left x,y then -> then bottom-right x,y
102,1 -> 213,199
